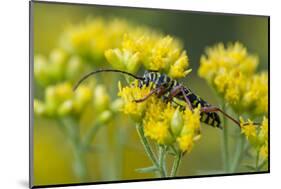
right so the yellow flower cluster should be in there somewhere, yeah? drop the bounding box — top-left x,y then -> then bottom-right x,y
105,28 -> 191,78
198,42 -> 268,115
60,19 -> 131,62
58,18 -> 191,78
34,82 -> 110,120
118,81 -> 151,120
242,72 -> 268,115
118,80 -> 201,153
240,117 -> 268,159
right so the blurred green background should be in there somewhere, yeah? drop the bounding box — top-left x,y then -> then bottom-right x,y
33,1 -> 268,186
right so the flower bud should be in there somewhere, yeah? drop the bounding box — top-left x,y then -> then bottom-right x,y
55,83 -> 73,102
49,48 -> 68,65
49,49 -> 68,81
34,99 -> 45,116
65,56 -> 84,80
98,110 -> 112,124
180,124 -> 193,136
124,50 -> 140,74
73,86 -> 92,113
44,84 -> 73,116
105,49 -> 140,74
58,100 -> 73,116
171,108 -> 184,136
45,86 -> 57,106
105,49 -> 125,70
110,98 -> 123,113
34,55 -> 49,86
93,85 -> 109,112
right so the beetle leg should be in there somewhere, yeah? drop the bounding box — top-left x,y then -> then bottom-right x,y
134,85 -> 166,103
167,85 -> 193,110
200,106 -> 241,127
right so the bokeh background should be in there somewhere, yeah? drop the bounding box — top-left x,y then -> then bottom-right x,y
32,1 -> 268,186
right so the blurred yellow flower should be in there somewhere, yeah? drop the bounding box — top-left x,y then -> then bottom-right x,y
60,19 -> 131,62
34,82 -> 111,119
34,49 -> 86,86
260,116 -> 268,141
93,85 -> 110,112
198,42 -> 268,115
242,72 -> 268,115
260,142 -> 268,159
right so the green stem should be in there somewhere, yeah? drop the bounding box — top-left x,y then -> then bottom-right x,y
221,103 -> 230,172
136,123 -> 163,177
170,152 -> 182,177
255,149 -> 260,171
114,126 -> 125,179
73,146 -> 87,182
100,125 -> 115,180
158,146 -> 167,177
230,134 -> 245,172
60,117 -> 88,181
82,121 -> 102,148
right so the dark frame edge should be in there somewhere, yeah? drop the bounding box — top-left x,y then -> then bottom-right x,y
32,0 -> 269,18
32,171 -> 269,188
267,16 -> 270,173
29,1 -> 34,188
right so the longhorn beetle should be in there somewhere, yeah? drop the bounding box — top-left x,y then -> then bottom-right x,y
74,69 -> 258,128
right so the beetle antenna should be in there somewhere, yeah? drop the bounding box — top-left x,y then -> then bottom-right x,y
73,69 -> 144,91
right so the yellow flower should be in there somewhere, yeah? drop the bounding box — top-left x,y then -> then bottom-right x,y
240,116 -> 269,150
198,42 -> 268,115
118,80 -> 202,150
106,28 -> 191,78
258,116 -> 268,143
61,18 -> 131,61
73,85 -> 93,113
93,85 -> 110,112
181,106 -> 201,136
260,142 -> 268,159
242,72 -> 268,115
144,120 -> 170,145
35,82 -> 110,118
118,80 -> 151,121
261,117 -> 268,138
143,98 -> 175,144
177,134 -> 194,153
240,116 -> 268,163
168,52 -> 192,78
105,48 -> 141,74
34,49 -> 69,86
240,118 -> 257,140
118,80 -> 174,144
34,99 -> 45,116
